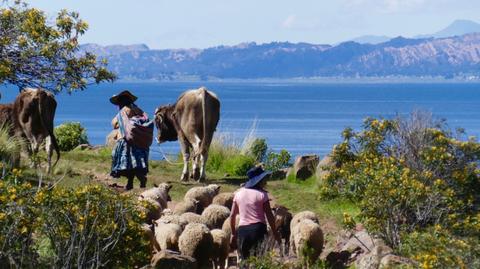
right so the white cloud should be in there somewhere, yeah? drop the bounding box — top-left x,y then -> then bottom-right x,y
282,14 -> 296,29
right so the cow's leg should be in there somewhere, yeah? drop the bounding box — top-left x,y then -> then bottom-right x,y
179,137 -> 190,181
45,135 -> 53,174
191,135 -> 202,181
199,151 -> 208,182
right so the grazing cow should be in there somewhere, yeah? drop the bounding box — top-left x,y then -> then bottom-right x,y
0,88 -> 60,172
154,87 -> 220,181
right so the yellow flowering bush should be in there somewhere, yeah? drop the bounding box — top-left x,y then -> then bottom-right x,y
320,112 -> 480,265
0,181 -> 149,267
37,184 -> 149,267
0,180 -> 38,267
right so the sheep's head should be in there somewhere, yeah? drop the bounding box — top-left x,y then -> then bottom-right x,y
154,183 -> 172,201
207,184 -> 221,195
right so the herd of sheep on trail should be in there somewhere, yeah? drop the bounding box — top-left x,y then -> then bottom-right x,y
138,183 -> 324,269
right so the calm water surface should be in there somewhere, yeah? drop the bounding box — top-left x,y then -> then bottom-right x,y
2,82 -> 479,160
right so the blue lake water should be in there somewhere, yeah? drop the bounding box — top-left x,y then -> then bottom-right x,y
2,82 -> 480,160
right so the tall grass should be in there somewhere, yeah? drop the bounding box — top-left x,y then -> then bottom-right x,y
207,121 -> 259,176
0,125 -> 23,174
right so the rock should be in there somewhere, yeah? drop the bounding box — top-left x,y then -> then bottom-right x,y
341,231 -> 379,253
379,254 -> 416,268
74,144 -> 93,151
355,245 -> 393,269
316,155 -> 336,181
150,250 -> 197,269
106,129 -> 119,147
288,154 -> 320,180
271,168 -> 288,179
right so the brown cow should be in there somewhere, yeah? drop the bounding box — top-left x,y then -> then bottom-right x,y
0,88 -> 60,172
154,87 -> 220,182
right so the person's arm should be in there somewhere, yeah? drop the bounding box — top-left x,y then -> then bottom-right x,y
230,200 -> 239,249
264,199 -> 281,244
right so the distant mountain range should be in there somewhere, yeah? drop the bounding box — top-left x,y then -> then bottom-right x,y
80,20 -> 480,80
351,19 -> 480,44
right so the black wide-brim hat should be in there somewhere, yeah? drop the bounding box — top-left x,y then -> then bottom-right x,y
244,166 -> 272,188
109,90 -> 138,105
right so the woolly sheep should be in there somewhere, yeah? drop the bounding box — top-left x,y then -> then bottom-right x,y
184,184 -> 221,213
139,183 -> 172,209
290,210 -> 319,232
180,212 -> 205,225
201,204 -> 230,230
221,215 -> 239,239
174,198 -> 200,215
178,223 -> 214,267
137,197 -> 163,224
212,192 -> 234,210
210,229 -> 230,269
154,222 -> 183,251
290,218 -> 324,264
157,214 -> 188,230
141,223 -> 160,254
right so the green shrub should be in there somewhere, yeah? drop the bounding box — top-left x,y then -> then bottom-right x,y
247,138 -> 268,162
400,227 -> 480,269
0,181 -> 150,268
222,154 -> 256,176
265,149 -> 291,171
54,122 -> 89,151
322,111 -> 480,249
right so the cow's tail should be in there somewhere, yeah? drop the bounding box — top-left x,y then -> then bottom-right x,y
199,88 -> 208,157
38,91 -> 60,168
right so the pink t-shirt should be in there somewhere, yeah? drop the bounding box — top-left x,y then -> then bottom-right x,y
233,187 -> 269,226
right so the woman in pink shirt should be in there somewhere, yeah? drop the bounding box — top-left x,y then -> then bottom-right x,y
230,166 -> 281,263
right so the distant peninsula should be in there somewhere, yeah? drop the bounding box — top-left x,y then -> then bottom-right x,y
80,21 -> 480,82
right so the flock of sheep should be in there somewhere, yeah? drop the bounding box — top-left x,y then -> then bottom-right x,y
137,183 -> 324,268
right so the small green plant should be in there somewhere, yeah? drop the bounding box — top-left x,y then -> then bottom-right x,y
265,149 -> 291,171
0,125 -> 23,173
54,122 -> 89,151
247,138 -> 268,163
222,154 -> 256,176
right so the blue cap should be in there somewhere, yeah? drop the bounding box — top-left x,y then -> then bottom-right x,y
244,166 -> 272,188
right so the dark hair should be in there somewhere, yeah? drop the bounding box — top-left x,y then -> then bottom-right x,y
117,95 -> 133,108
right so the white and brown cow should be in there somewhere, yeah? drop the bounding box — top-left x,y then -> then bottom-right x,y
154,87 -> 220,182
0,88 -> 60,172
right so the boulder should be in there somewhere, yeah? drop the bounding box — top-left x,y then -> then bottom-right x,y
288,154 -> 320,180
316,155 -> 336,181
106,129 -> 119,147
379,254 -> 416,268
355,245 -> 393,269
271,168 -> 289,179
150,250 -> 197,269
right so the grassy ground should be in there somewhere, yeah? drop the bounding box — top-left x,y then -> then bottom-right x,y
23,146 -> 359,254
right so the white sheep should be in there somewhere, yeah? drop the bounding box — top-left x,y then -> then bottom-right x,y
210,229 -> 230,269
174,198 -> 200,215
154,222 -> 183,252
141,223 -> 160,254
180,212 -> 205,225
212,192 -> 234,210
137,197 -> 163,224
157,214 -> 188,230
290,210 -> 319,232
139,183 -> 172,210
184,184 -> 221,213
221,215 -> 239,239
201,204 -> 230,230
290,218 -> 324,264
178,223 -> 214,267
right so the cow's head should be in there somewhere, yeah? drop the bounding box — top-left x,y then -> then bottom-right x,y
154,105 -> 178,143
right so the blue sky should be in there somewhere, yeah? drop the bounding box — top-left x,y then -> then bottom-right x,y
27,0 -> 480,49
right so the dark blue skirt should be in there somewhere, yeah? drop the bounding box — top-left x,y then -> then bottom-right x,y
111,138 -> 149,178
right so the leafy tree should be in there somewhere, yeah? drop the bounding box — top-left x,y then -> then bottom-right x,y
0,0 -> 115,93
